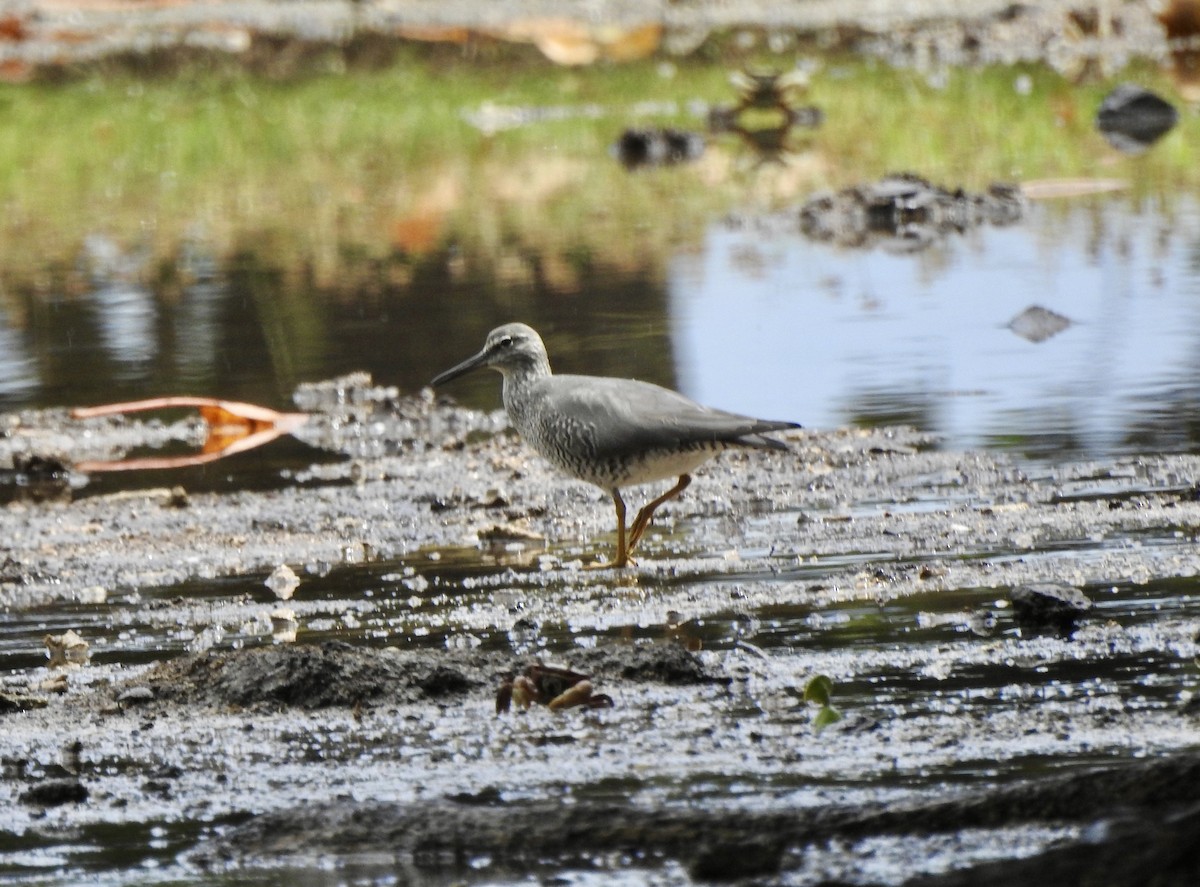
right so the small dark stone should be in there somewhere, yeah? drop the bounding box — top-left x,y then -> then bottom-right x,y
570,641 -> 715,685
448,786 -> 504,806
133,644 -> 477,710
116,686 -> 155,706
142,780 -> 173,797
0,692 -> 48,714
797,172 -> 1024,251
614,127 -> 705,169
4,454 -> 72,502
1010,583 -> 1093,638
688,835 -> 786,880
19,778 -> 88,807
1096,84 -> 1178,154
12,453 -> 71,481
416,666 -> 472,698
1008,305 -> 1072,343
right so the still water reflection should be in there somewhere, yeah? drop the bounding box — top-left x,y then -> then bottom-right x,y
3,193 -> 1199,461
674,193 -> 1200,457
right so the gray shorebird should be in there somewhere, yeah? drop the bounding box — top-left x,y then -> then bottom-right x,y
431,323 -> 799,568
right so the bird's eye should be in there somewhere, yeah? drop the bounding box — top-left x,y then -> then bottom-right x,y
498,337 -> 514,349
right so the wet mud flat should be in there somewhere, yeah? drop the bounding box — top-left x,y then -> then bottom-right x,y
3,382 -> 1200,883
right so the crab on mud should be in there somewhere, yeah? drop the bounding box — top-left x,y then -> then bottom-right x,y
496,663 -> 615,715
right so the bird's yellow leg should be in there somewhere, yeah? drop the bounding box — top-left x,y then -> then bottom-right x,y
585,488 -> 631,569
627,474 -> 692,554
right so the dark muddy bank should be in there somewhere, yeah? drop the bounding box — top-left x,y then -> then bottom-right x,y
199,745 -> 1200,885
7,637 -> 1199,885
131,636 -> 712,711
3,377 -> 1200,883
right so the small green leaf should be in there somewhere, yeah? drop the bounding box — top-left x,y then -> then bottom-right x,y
803,674 -> 835,707
812,705 -> 843,734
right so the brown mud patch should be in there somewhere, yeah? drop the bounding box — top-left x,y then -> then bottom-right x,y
123,639 -> 713,710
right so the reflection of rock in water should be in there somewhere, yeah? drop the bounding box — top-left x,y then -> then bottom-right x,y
1008,305 -> 1072,343
1095,84 -> 1179,154
709,104 -> 824,164
613,127 -> 705,168
708,68 -> 823,164
798,173 -> 1024,252
728,69 -> 811,112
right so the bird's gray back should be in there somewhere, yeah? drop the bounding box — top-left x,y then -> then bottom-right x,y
509,374 -> 795,487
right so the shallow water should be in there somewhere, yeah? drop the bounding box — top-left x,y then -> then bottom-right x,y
4,543 -> 1197,886
5,192 -> 1199,470
674,194 -> 1200,457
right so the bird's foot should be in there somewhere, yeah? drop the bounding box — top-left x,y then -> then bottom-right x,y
584,555 -> 637,571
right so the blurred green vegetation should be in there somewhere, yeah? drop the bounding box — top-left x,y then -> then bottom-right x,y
0,50 -> 1195,297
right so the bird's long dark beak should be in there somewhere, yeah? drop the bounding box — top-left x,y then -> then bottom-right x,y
430,347 -> 490,387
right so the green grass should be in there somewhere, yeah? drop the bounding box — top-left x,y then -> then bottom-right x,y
0,51 -> 1196,296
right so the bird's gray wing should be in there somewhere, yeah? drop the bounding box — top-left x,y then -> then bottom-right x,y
538,376 -> 798,460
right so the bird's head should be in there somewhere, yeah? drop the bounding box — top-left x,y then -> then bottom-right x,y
431,322 -> 550,386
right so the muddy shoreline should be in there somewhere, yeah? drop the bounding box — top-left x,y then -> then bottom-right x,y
4,378 -> 1200,883
0,0 -> 1178,79
7,382 -> 1200,613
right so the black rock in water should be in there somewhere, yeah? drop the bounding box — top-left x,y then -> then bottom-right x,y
1096,84 -> 1178,154
1010,582 -> 1093,638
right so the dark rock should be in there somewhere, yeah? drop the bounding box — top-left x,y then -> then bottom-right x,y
688,834 -> 787,880
11,453 -> 71,481
115,686 -> 156,707
415,665 -> 474,697
19,778 -> 88,807
135,643 -> 478,710
1010,583 -> 1092,638
1008,305 -> 1072,343
0,692 -> 48,714
0,453 -> 73,503
142,780 -> 173,798
798,173 -> 1024,251
448,786 -> 505,805
614,127 -> 705,168
1096,84 -> 1178,154
571,641 -> 719,685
